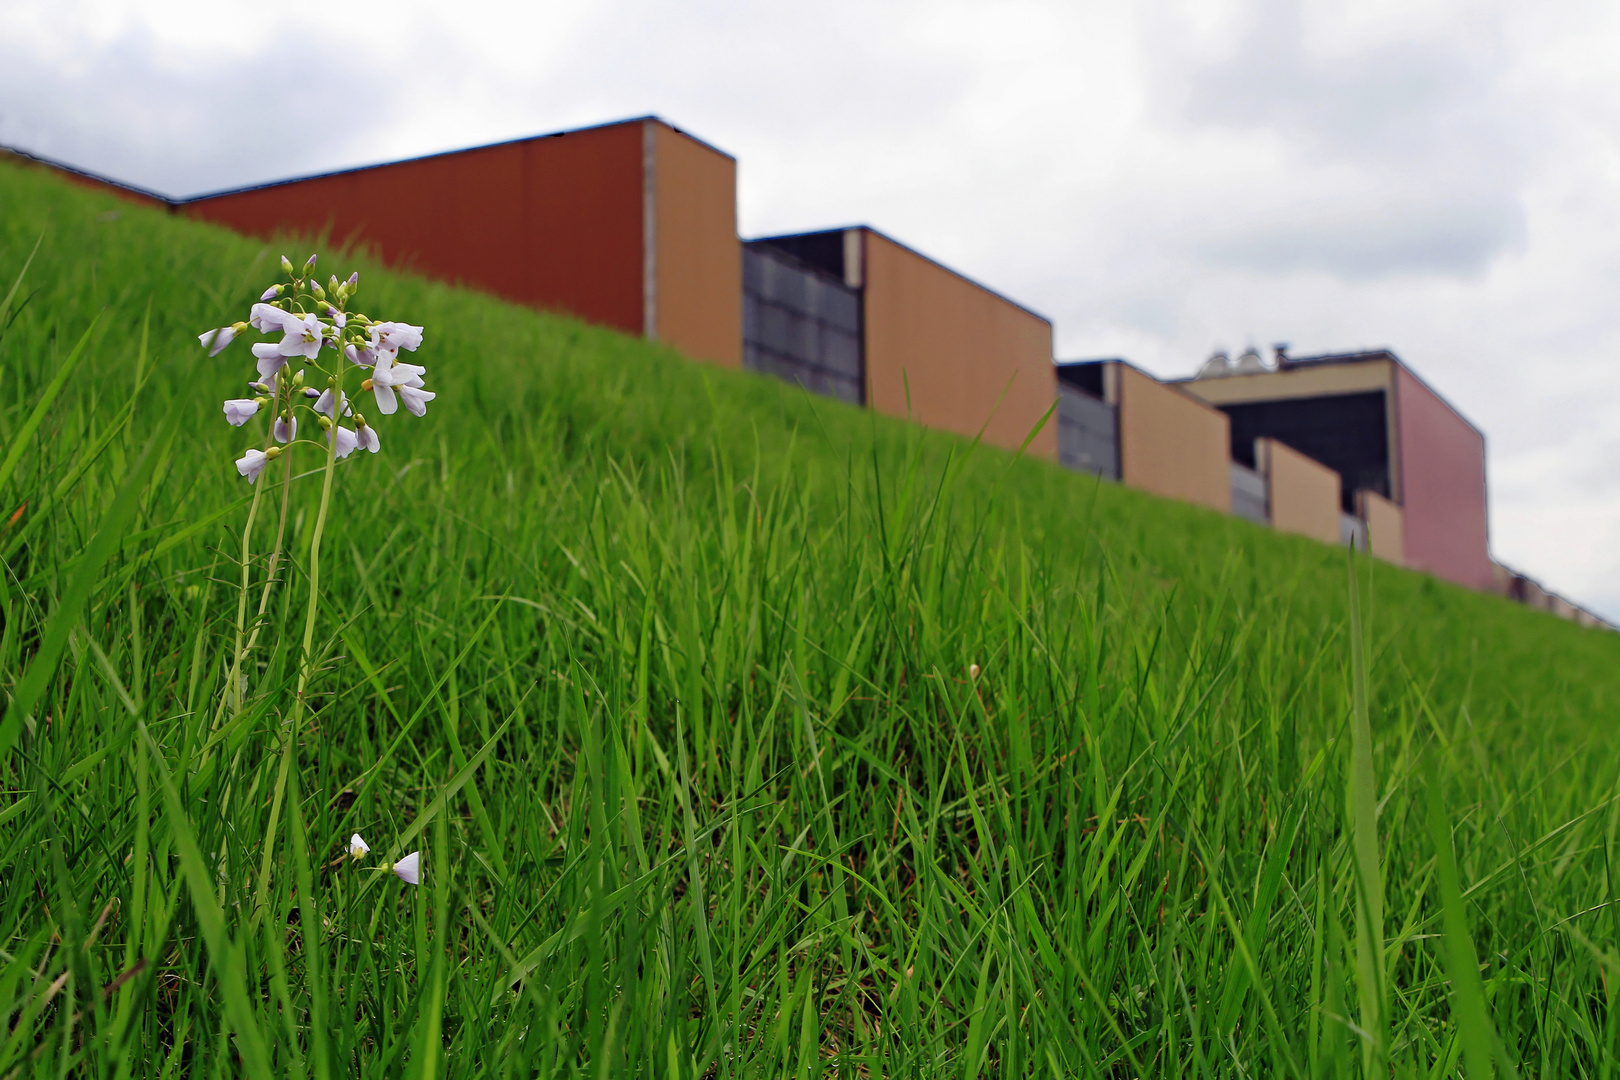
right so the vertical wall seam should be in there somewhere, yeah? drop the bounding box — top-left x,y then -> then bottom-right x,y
642,120 -> 657,341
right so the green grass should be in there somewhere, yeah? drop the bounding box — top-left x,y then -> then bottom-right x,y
4,156 -> 1620,1078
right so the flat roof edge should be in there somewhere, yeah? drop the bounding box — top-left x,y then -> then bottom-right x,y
0,143 -> 179,205
749,225 -> 1053,327
181,115 -> 733,204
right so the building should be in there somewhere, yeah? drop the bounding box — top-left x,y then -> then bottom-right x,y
6,118 -> 743,368
746,228 -> 1056,459
1174,348 -> 1492,592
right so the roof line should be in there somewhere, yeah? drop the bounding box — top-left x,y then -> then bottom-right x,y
748,224 -> 1053,326
0,143 -> 179,205
181,115 -> 742,203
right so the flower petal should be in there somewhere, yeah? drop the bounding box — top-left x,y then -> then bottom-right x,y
222,398 -> 260,426
393,852 -> 420,885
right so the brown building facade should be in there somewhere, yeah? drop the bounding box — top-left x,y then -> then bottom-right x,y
745,227 -> 1057,459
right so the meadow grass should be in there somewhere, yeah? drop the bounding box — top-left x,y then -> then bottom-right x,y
4,158 -> 1620,1077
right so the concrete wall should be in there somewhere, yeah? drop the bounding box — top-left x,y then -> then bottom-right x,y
652,123 -> 740,366
860,229 -> 1057,459
1358,490 -> 1405,565
182,121 -> 649,338
1115,364 -> 1231,512
1393,366 -> 1494,591
1258,438 -> 1341,544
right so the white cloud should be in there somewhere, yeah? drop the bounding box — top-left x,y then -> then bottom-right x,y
5,0 -> 1620,618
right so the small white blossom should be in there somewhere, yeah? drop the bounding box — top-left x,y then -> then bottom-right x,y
259,285 -> 281,302
252,342 -> 287,380
349,834 -> 370,859
397,384 -> 436,417
236,449 -> 269,483
274,415 -> 297,444
355,422 -> 380,453
392,852 -> 421,885
199,326 -> 237,356
344,342 -> 374,367
371,322 -> 424,352
314,388 -> 350,418
222,398 -> 260,426
329,425 -> 359,459
277,312 -> 325,360
249,302 -> 292,334
367,351 -> 430,416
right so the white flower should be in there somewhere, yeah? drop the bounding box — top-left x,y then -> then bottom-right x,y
367,350 -> 431,416
199,326 -> 237,356
344,342 -> 375,367
274,415 -> 296,444
371,322 -> 424,352
222,398 -> 260,426
260,285 -> 281,302
392,852 -> 420,885
349,834 -> 370,859
329,425 -> 359,459
249,302 -> 292,333
397,384 -> 436,417
277,312 -> 325,360
314,388 -> 350,418
236,449 -> 269,483
355,422 -> 380,453
252,342 -> 287,380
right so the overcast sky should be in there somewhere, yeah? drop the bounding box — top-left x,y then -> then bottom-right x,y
7,0 -> 1620,618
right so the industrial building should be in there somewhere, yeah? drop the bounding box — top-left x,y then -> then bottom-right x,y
2,116 -> 1606,625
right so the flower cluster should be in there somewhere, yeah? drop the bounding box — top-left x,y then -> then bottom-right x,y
199,254 -> 432,482
349,833 -> 421,885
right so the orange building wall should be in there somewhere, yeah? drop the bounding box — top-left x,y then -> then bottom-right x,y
180,122 -> 648,338
1259,438 -> 1341,544
651,124 -> 741,367
1358,490 -> 1405,565
1115,365 -> 1231,512
861,230 -> 1057,459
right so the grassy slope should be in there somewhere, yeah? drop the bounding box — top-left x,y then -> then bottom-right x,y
3,157 -> 1620,1076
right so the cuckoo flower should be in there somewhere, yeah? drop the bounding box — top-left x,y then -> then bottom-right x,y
252,343 -> 287,380
278,312 -> 325,360
349,834 -> 370,860
365,350 -> 432,416
392,852 -> 421,885
328,425 -> 359,460
274,415 -> 297,444
199,325 -> 239,356
235,447 -> 278,483
355,417 -> 380,453
370,321 -> 424,353
315,388 -> 350,418
222,398 -> 260,426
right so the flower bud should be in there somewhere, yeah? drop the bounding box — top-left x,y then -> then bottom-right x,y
317,414 -> 332,431
293,370 -> 305,389
265,445 -> 282,460
230,320 -> 249,333
311,282 -> 326,301
361,378 -> 375,391
254,396 -> 270,406
347,271 -> 359,288
303,387 -> 320,398
281,255 -> 295,276
305,253 -> 318,270
354,413 -> 368,429
260,284 -> 282,302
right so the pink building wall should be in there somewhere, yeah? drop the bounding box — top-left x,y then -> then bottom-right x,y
1394,366 -> 1493,591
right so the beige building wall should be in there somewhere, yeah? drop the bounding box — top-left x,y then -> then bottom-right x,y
1115,364 -> 1231,512
651,123 -> 741,367
1258,438 -> 1341,544
861,230 -> 1057,459
1358,491 -> 1405,565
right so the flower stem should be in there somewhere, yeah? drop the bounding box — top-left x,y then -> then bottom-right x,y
294,373 -> 342,711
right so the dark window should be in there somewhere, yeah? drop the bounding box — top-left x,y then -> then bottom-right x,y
742,247 -> 863,405
747,232 -> 847,282
1220,391 -> 1390,512
1055,361 -> 1111,400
